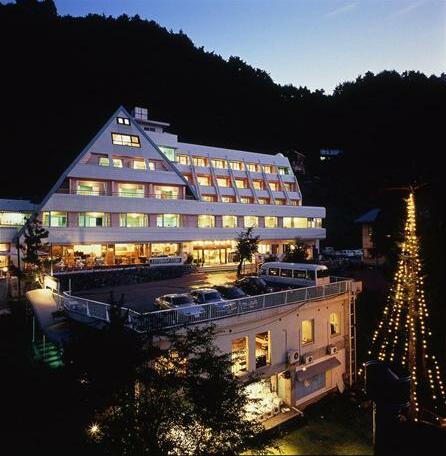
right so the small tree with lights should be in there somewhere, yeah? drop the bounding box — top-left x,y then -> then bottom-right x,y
283,238 -> 309,263
368,192 -> 445,423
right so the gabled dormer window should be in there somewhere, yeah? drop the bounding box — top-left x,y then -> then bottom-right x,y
117,117 -> 130,126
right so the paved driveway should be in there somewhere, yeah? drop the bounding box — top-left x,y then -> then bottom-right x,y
77,270 -> 237,313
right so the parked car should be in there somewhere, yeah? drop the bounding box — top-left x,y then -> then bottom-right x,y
235,276 -> 274,296
190,288 -> 235,314
214,285 -> 247,300
154,293 -> 205,319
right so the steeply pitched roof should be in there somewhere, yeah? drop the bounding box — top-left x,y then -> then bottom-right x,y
355,208 -> 381,224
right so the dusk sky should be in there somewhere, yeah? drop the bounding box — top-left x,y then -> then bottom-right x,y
55,0 -> 445,92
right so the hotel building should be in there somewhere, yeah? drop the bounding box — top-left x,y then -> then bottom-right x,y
1,106 -> 325,269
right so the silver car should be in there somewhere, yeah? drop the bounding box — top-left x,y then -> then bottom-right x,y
155,293 -> 205,319
190,288 -> 236,314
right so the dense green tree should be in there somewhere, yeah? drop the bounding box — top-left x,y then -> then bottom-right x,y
283,238 -> 309,263
235,227 -> 260,277
91,326 -> 269,456
20,215 -> 48,270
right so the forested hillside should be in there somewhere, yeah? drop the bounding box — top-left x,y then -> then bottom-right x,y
1,0 -> 445,324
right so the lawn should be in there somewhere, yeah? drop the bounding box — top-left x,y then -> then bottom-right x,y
269,393 -> 373,455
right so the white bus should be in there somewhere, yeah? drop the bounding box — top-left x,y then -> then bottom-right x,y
259,262 -> 330,287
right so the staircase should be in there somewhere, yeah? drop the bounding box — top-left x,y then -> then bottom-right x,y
32,338 -> 64,368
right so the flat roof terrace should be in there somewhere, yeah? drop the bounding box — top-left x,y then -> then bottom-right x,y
57,277 -> 354,333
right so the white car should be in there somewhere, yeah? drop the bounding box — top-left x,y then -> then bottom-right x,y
155,293 -> 205,319
190,288 -> 236,314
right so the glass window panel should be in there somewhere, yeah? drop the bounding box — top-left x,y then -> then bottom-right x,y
118,183 -> 145,198
330,313 -> 341,336
222,215 -> 237,228
302,319 -> 314,345
244,216 -> 258,227
264,216 -> 277,228
99,157 -> 110,166
217,178 -> 229,187
159,146 -> 175,161
157,214 -> 179,228
197,176 -> 211,186
133,160 -> 146,170
198,215 -> 215,228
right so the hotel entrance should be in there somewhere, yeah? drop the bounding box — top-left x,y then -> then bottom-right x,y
191,241 -> 236,265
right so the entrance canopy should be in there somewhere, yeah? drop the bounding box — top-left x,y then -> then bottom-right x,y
296,357 -> 340,382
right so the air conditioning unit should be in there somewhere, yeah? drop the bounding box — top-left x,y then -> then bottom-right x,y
302,353 -> 313,364
327,345 -> 337,355
288,350 -> 300,365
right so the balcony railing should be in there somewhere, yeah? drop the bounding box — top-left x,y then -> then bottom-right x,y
55,188 -> 194,200
58,278 -> 351,333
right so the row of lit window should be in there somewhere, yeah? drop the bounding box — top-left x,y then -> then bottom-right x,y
0,212 -> 31,227
177,155 -> 290,175
194,175 -> 295,192
231,314 -> 341,374
201,195 -> 298,205
41,211 -> 322,229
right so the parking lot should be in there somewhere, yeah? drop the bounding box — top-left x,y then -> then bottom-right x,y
77,270 -> 237,313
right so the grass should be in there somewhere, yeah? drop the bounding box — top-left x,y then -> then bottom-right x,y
268,393 -> 373,455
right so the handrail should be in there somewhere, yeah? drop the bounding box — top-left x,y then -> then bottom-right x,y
55,188 -> 195,200
58,278 -> 352,334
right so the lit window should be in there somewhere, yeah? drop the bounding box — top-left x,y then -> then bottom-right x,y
269,181 -> 280,191
247,163 -> 258,172
156,214 -> 180,228
263,165 -> 274,174
258,198 -> 269,205
222,215 -> 237,228
154,186 -> 179,200
133,159 -> 146,170
202,195 -> 215,202
283,217 -> 308,228
117,183 -> 145,198
235,179 -> 247,189
264,216 -> 277,228
79,212 -> 109,227
232,337 -> 248,375
116,116 -> 130,126
289,199 -> 298,206
301,319 -> 314,345
111,133 -> 140,148
42,211 -> 67,227
244,216 -> 258,227
211,159 -> 226,169
240,197 -> 252,204
159,146 -> 175,161
308,218 -> 322,228
0,212 -> 30,227
193,157 -> 208,167
134,107 -> 148,120
229,161 -> 244,171
198,215 -> 215,228
252,180 -> 263,190
148,161 -> 155,171
221,196 -> 235,203
77,181 -> 105,196
278,166 -> 290,175
177,155 -> 189,165
119,213 -> 148,228
197,176 -> 211,186
113,158 -> 123,168
255,331 -> 271,368
275,199 -> 285,205
330,313 -> 341,336
99,157 -> 110,166
283,183 -> 293,192
217,177 -> 229,187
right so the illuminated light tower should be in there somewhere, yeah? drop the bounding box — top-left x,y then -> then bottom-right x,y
368,191 -> 445,423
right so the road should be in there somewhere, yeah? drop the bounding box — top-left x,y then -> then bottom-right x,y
77,270 -> 237,313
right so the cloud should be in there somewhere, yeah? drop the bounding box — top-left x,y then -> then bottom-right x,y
389,0 -> 429,18
325,1 -> 359,18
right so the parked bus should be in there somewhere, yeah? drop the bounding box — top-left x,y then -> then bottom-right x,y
259,262 -> 330,287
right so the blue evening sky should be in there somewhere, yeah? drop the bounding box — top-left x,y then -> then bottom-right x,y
54,0 -> 445,92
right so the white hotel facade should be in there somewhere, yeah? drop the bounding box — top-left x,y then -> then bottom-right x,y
1,106 -> 325,269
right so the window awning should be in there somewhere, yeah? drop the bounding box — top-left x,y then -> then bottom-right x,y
296,357 -> 341,382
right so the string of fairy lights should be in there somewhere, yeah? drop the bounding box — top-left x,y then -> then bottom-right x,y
365,192 -> 445,422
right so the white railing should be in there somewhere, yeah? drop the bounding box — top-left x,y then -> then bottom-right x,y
57,278 -> 351,333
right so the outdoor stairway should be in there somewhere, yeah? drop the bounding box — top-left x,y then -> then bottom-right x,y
32,340 -> 64,368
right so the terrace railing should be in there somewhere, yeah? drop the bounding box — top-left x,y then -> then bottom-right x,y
57,278 -> 351,334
